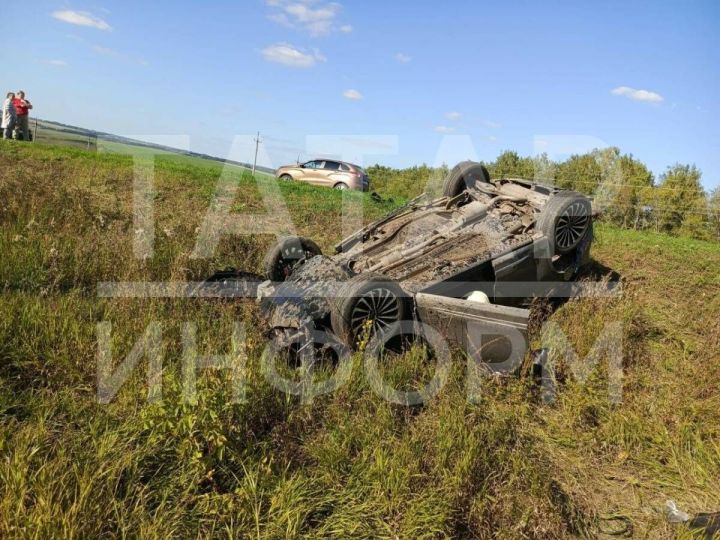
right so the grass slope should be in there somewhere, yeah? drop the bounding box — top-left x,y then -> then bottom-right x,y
31,119 -> 276,174
1,141 -> 718,538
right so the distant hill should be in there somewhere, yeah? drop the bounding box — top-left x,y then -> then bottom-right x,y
30,118 -> 276,175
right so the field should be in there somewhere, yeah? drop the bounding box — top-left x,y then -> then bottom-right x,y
1,140 -> 719,538
29,119 -> 274,174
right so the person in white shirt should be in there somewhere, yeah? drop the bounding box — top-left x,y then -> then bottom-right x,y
1,92 -> 16,140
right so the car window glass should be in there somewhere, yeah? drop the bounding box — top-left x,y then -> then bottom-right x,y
339,163 -> 350,171
324,161 -> 340,171
304,161 -> 319,169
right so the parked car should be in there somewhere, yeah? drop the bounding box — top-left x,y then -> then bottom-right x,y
276,159 -> 369,191
258,161 -> 595,366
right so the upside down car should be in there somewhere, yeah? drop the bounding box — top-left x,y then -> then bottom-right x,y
254,161 -> 595,365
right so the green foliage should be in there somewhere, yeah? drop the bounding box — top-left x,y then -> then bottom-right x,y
555,153 -> 603,193
596,152 -> 653,229
709,188 -> 720,241
366,163 -> 448,200
486,150 -> 536,179
654,164 -> 709,239
366,146 -> 715,242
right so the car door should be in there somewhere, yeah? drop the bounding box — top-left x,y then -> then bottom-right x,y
414,292 -> 529,370
318,160 -> 346,188
337,162 -> 356,188
300,160 -> 327,186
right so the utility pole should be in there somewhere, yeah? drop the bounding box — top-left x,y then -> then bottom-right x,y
252,131 -> 262,176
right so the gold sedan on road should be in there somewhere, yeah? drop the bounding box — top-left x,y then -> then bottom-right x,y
275,159 -> 370,191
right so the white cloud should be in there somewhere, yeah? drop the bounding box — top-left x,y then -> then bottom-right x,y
395,52 -> 412,63
343,89 -> 363,100
483,120 -> 501,128
261,43 -> 326,67
611,86 -> 664,103
445,111 -> 461,121
51,10 -> 111,31
42,59 -> 68,67
266,0 -> 349,36
434,126 -> 455,134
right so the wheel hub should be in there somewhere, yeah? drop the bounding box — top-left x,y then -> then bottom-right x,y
350,288 -> 400,339
556,202 -> 589,250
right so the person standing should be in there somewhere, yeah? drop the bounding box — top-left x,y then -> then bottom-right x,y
12,91 -> 32,141
1,93 -> 16,140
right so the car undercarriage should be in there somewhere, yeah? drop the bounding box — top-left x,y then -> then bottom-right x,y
226,161 -> 595,365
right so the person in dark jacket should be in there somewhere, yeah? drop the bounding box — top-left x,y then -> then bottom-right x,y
12,91 -> 32,141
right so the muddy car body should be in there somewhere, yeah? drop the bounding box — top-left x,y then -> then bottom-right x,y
259,161 -> 594,365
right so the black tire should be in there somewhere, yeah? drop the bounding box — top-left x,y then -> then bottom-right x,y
442,161 -> 491,198
279,174 -> 293,181
330,273 -> 408,347
263,236 -> 322,282
334,182 -> 349,191
579,221 -> 593,267
537,192 -> 592,255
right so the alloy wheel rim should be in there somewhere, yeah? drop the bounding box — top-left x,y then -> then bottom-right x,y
555,202 -> 589,249
350,288 -> 400,341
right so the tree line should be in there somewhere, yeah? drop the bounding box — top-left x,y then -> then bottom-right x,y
367,148 -> 720,242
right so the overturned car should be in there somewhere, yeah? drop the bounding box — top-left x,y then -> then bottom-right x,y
255,161 -> 594,366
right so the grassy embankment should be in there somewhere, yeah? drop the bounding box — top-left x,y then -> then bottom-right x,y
1,140 -> 718,538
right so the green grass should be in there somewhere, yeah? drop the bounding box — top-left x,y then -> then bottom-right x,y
1,140 -> 719,538
29,120 -> 100,151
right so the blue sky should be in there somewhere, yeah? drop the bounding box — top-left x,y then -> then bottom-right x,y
1,0 -> 718,189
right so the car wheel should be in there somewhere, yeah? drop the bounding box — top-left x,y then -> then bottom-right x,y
334,182 -> 349,191
537,192 -> 592,255
279,174 -> 293,182
442,161 -> 491,198
263,236 -> 322,282
330,273 -> 408,347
